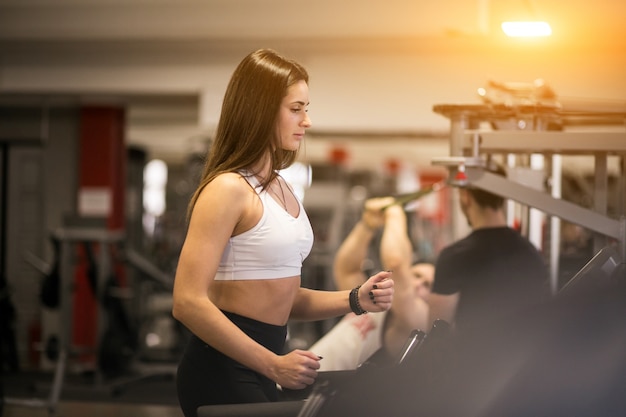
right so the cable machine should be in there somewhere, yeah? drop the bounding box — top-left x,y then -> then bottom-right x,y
431,100 -> 626,292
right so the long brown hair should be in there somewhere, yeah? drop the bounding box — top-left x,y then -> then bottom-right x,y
187,49 -> 309,219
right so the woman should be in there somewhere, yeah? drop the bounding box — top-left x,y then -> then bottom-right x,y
173,48 -> 394,415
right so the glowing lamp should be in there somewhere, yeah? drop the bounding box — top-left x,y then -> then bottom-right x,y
501,21 -> 552,37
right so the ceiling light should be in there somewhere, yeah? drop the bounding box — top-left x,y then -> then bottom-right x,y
501,21 -> 552,37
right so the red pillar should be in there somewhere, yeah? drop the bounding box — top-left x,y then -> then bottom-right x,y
78,106 -> 126,229
73,106 -> 126,366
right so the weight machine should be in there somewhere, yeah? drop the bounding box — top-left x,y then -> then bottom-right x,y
431,97 -> 626,291
4,226 -> 177,416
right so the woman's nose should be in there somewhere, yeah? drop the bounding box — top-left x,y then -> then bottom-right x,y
302,113 -> 312,128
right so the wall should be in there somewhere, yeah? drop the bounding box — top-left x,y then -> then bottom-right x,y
1,35 -> 624,170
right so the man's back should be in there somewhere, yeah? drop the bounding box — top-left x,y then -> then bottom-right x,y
433,226 -> 550,332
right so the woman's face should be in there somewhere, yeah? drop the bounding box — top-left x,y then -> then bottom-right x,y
277,80 -> 312,151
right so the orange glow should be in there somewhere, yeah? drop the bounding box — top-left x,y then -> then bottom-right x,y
501,21 -> 552,37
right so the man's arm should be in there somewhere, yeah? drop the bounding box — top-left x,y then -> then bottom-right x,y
379,204 -> 430,354
427,292 -> 459,330
333,200 -> 386,291
308,198 -> 387,371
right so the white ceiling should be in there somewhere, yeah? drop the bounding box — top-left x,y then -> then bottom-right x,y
0,0 -> 474,40
1,0 -> 624,42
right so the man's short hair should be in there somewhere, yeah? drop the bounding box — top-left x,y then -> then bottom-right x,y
466,161 -> 506,210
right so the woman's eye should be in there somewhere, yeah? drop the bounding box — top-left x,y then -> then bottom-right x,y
291,108 -> 301,113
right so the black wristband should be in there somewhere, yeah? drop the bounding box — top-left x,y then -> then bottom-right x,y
349,285 -> 367,315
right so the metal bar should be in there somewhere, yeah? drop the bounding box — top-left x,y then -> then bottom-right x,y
549,155 -> 562,294
448,114 -> 470,240
382,181 -> 446,210
620,217 -> 626,264
53,227 -> 124,243
462,131 -> 626,154
464,166 -> 621,240
593,154 -> 609,252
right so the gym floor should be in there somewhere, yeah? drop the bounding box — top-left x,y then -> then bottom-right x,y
3,401 -> 183,417
2,365 -> 183,417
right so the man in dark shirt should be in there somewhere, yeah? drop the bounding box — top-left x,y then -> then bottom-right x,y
428,163 -> 551,333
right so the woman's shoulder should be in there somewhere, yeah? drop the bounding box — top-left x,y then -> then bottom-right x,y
211,171 -> 251,188
198,172 -> 254,203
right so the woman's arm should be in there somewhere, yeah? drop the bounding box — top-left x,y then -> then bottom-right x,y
296,197 -> 394,321
333,222 -> 376,291
290,270 -> 394,321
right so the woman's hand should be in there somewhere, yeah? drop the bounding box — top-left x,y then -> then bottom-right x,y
360,270 -> 394,312
270,349 -> 322,390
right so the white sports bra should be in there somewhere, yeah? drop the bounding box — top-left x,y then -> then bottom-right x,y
214,172 -> 314,280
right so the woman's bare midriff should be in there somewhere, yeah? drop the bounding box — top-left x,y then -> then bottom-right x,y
209,276 -> 301,326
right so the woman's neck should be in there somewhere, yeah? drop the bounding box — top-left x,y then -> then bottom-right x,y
249,155 -> 272,179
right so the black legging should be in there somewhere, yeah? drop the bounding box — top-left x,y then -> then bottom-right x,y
176,310 -> 287,417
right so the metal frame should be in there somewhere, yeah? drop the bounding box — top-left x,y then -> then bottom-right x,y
433,159 -> 624,244
5,227 -> 124,416
432,103 -> 626,291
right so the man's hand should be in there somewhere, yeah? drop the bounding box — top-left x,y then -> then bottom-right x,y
361,197 -> 395,230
